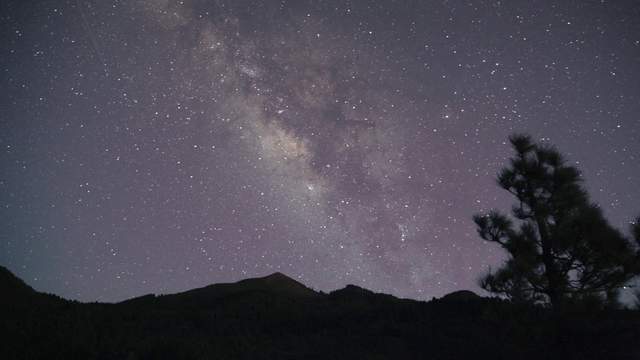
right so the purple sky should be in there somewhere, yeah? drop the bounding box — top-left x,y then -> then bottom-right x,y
1,0 -> 639,302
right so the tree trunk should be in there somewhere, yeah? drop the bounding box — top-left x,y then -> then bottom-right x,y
536,216 -> 562,306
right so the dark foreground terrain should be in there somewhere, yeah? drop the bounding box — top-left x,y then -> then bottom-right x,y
1,266 -> 638,360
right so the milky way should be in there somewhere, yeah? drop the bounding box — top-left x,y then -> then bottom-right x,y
1,0 -> 639,302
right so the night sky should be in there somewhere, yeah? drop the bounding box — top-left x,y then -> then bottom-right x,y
1,0 -> 639,302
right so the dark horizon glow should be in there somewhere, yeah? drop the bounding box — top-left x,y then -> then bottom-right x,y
1,0 -> 639,302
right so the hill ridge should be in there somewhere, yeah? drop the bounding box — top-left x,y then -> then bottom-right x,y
1,265 -> 638,360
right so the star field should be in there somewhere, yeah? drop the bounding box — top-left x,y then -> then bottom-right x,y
1,0 -> 639,302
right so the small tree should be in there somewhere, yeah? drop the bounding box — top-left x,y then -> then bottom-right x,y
474,134 -> 640,307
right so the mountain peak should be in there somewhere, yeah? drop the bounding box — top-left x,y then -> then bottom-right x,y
329,284 -> 395,302
441,290 -> 481,302
261,272 -> 292,282
329,284 -> 371,297
339,284 -> 371,293
245,272 -> 318,297
163,272 -> 320,305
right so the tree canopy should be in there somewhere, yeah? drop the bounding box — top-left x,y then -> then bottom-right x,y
474,134 -> 640,307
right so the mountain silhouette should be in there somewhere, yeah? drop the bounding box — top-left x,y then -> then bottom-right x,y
0,266 -> 63,307
1,265 -> 638,359
120,272 -> 320,310
0,265 -> 34,295
440,289 -> 481,302
170,271 -> 320,299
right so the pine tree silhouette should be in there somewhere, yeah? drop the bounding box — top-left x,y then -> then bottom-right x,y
473,134 -> 640,307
